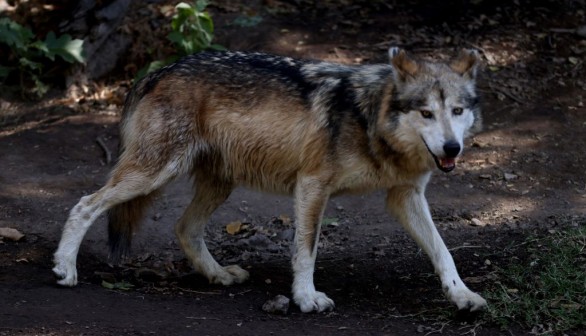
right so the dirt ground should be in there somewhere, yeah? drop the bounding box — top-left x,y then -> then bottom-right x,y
1,0 -> 585,335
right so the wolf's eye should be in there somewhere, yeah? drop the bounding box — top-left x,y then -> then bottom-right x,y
452,107 -> 464,115
420,110 -> 434,119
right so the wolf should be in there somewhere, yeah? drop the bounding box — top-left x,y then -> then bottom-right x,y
53,47 -> 487,313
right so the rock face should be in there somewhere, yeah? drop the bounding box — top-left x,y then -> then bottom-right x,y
60,0 -> 132,79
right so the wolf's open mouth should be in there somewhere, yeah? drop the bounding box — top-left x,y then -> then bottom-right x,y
421,138 -> 456,173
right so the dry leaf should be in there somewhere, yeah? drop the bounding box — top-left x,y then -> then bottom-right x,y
278,214 -> 291,225
0,228 -> 24,241
226,221 -> 243,235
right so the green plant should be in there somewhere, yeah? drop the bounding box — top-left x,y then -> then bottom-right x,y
0,17 -> 85,96
484,226 -> 586,332
136,0 -> 223,80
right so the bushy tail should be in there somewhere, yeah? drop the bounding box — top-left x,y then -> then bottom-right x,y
107,192 -> 158,263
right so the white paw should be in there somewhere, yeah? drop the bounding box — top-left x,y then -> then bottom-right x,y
294,290 -> 335,313
209,265 -> 250,286
52,256 -> 78,287
446,287 -> 487,312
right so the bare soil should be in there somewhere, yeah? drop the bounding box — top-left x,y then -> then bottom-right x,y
1,1 -> 585,335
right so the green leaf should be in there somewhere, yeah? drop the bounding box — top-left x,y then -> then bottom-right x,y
209,43 -> 226,51
135,60 -> 167,80
167,31 -> 184,46
101,280 -> 115,289
175,2 -> 195,11
0,17 -> 34,50
30,40 -> 49,54
198,13 -> 214,35
321,217 -> 339,227
19,57 -> 43,71
195,0 -> 209,12
43,31 -> 86,64
134,56 -> 178,81
171,9 -> 191,31
31,76 -> 49,97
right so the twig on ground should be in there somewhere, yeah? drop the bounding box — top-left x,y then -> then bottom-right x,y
171,286 -> 222,295
425,321 -> 451,336
460,322 -> 483,336
96,136 -> 112,165
489,82 -> 526,104
449,245 -> 484,252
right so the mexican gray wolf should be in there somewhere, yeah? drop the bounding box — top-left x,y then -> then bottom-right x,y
53,47 -> 488,313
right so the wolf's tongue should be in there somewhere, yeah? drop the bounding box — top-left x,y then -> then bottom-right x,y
440,158 -> 456,170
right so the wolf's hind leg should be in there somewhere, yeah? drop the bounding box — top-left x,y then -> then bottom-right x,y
386,186 -> 487,312
175,176 -> 249,286
53,165 -> 176,286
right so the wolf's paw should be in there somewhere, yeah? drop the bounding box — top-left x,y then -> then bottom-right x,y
294,290 -> 335,313
52,257 -> 78,287
210,265 -> 250,286
447,287 -> 487,312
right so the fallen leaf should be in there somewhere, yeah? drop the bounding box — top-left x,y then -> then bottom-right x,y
321,217 -> 339,227
226,221 -> 243,235
0,228 -> 24,241
275,214 -> 291,225
561,303 -> 582,310
101,280 -> 134,291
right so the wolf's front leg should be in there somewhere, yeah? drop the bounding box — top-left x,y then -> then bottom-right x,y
291,175 -> 334,313
387,185 -> 487,312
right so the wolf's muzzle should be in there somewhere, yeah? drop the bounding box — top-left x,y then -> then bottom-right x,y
443,141 -> 461,158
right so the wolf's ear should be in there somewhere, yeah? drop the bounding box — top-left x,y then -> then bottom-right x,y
388,47 -> 419,80
450,49 -> 480,80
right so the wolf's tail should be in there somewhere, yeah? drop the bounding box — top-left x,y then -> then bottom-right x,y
107,191 -> 159,263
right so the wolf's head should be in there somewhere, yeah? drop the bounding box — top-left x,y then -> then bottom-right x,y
386,47 -> 481,173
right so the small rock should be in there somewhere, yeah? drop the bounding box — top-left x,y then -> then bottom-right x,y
470,218 -> 486,227
504,172 -> 518,181
262,295 -> 290,315
0,228 -> 24,241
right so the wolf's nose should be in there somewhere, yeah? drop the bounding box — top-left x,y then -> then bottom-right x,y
443,141 -> 461,158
